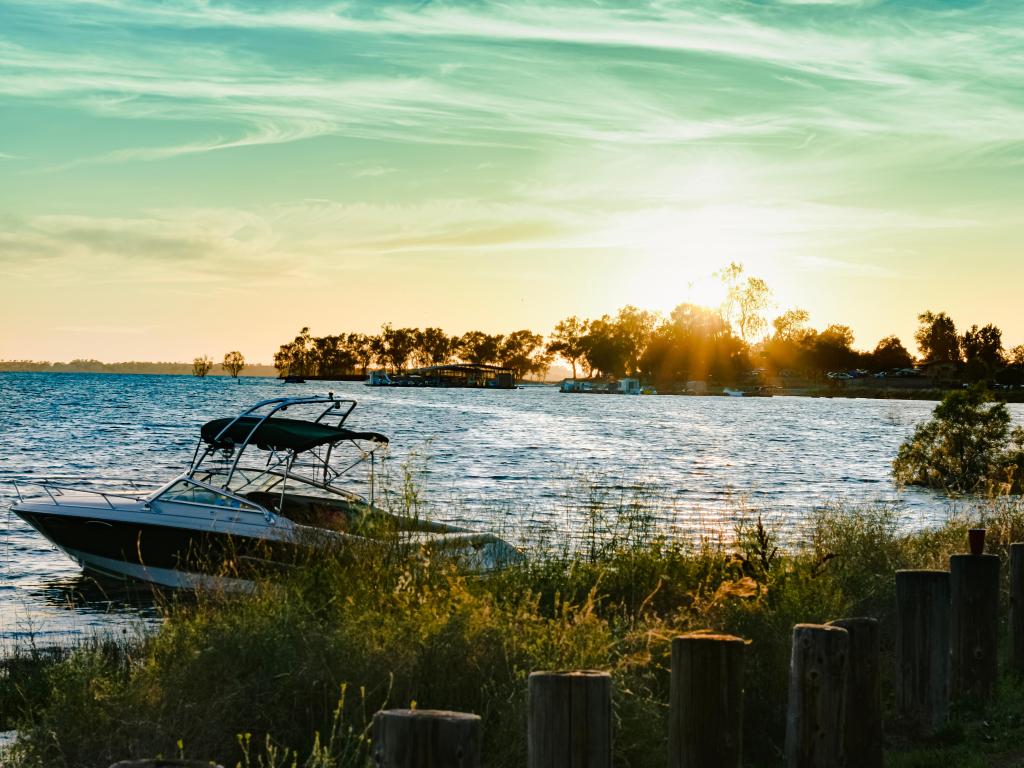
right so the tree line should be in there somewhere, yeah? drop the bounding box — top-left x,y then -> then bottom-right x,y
274,264 -> 1024,386
273,326 -> 551,381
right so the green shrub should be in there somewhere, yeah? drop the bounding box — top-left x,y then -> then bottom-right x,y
894,385 -> 1024,494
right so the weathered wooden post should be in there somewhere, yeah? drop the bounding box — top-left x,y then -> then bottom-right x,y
950,549 -> 1000,701
827,617 -> 882,768
1011,543 -> 1024,676
895,569 -> 950,733
668,633 -> 746,768
528,670 -> 612,768
372,709 -> 482,767
785,623 -> 849,768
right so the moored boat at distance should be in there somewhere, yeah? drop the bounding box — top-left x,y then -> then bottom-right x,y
722,386 -> 775,397
11,395 -> 520,591
560,377 -> 645,395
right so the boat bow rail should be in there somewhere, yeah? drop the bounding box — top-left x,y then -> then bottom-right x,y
11,478 -> 155,509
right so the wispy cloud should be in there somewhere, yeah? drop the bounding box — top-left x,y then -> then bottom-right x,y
2,0 -> 1024,358
3,0 -> 1023,170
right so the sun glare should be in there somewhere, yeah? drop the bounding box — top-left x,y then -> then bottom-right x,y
619,243 -> 734,316
610,202 -> 791,318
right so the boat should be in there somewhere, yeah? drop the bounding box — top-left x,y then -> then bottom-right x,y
722,386 -> 774,398
365,370 -> 392,386
11,395 -> 520,591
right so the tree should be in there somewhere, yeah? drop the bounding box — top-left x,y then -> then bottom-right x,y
915,311 -> 961,363
809,324 -> 859,373
458,331 -> 503,366
313,334 -> 357,377
763,309 -> 814,376
772,309 -> 811,342
717,262 -> 771,341
499,330 -> 545,381
347,333 -> 376,376
413,328 -> 453,367
546,316 -> 589,379
274,327 -> 314,378
961,323 -> 1004,380
582,316 -> 629,378
223,351 -> 245,379
614,305 -> 658,377
868,336 -> 914,372
373,324 -> 418,373
639,303 -> 746,384
894,385 -> 1024,494
192,355 -> 213,378
1010,345 -> 1024,366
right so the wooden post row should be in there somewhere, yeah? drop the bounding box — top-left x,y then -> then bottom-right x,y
669,634 -> 746,768
528,670 -> 612,768
950,553 -> 999,701
372,709 -> 482,768
1011,543 -> 1024,676
827,617 -> 882,768
785,623 -> 849,768
895,569 -> 950,734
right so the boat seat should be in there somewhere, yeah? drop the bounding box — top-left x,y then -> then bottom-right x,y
243,491 -> 354,533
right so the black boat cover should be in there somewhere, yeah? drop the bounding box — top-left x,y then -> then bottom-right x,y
201,416 -> 388,453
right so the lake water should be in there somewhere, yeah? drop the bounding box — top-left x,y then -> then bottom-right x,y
1,372 -> 1014,647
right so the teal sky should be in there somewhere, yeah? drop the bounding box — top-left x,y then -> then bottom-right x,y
1,0 -> 1022,362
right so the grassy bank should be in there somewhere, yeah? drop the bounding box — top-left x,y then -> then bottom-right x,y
5,499 -> 1024,767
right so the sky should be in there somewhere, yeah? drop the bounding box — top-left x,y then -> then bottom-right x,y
1,0 -> 1022,363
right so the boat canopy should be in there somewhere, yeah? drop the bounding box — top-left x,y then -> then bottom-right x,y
201,416 -> 388,453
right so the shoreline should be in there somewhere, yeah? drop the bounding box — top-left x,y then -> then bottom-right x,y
4,368 -> 1023,402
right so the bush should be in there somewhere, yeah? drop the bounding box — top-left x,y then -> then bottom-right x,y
893,385 -> 1024,494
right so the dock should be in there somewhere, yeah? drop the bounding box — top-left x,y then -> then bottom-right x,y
367,364 -> 516,389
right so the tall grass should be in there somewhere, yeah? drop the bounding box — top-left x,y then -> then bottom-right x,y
6,490 -> 1024,768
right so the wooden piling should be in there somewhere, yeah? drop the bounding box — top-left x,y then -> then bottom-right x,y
668,633 -> 745,768
950,553 -> 1000,701
1011,543 -> 1024,676
785,623 -> 849,768
895,569 -> 951,733
528,670 -> 612,768
372,709 -> 482,768
827,617 -> 882,768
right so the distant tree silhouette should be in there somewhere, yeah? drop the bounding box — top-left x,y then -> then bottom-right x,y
810,324 -> 859,373
962,323 -> 1005,380
274,327 -> 314,377
223,351 -> 246,379
614,305 -> 659,377
640,303 -> 746,384
414,327 -> 453,367
772,309 -> 811,342
916,311 -> 961,363
499,330 -> 545,381
869,336 -> 914,371
458,331 -> 503,366
347,333 -> 376,376
313,334 -> 357,377
582,316 -> 629,377
192,356 -> 213,378
546,316 -> 589,379
373,324 -> 417,373
717,261 -> 771,341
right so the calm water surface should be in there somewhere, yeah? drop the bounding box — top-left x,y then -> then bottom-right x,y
2,372 -> 1016,646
